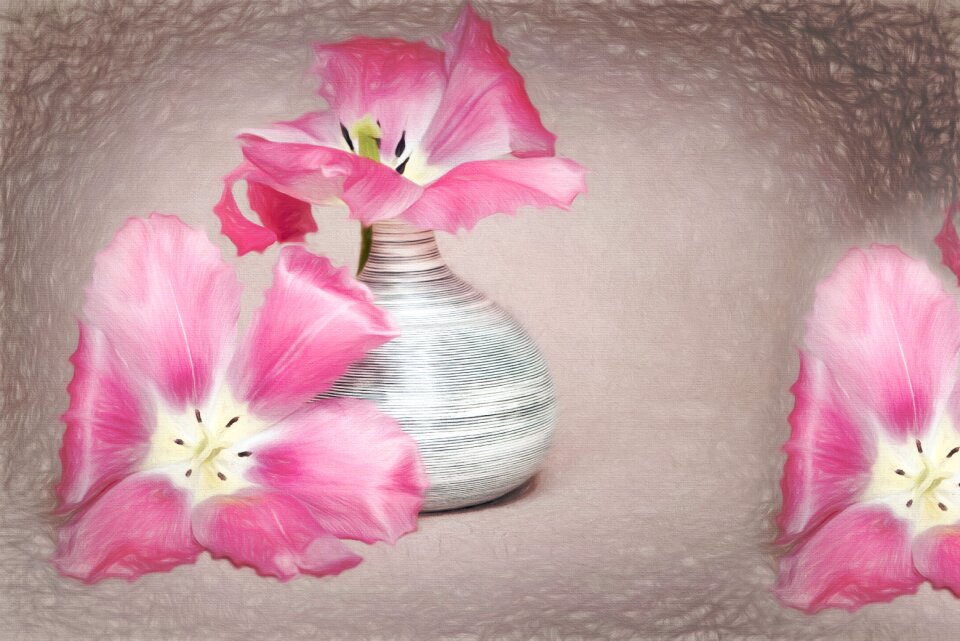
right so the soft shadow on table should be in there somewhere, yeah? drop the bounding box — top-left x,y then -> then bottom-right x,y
419,474 -> 541,518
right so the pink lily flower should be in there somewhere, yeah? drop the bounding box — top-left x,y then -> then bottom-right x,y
214,4 -> 587,255
53,214 -> 426,583
776,244 -> 960,612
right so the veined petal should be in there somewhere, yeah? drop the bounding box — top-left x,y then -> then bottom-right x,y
805,245 -> 960,439
84,214 -> 241,409
192,490 -> 362,581
56,324 -> 153,512
52,474 -> 201,583
774,504 -> 922,612
311,38 -> 445,157
400,157 -> 586,232
229,247 -> 396,418
239,138 -> 424,226
913,525 -> 960,596
777,352 -> 873,543
248,398 -> 426,545
421,4 -> 556,166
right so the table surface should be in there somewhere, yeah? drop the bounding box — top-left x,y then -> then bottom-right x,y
3,1 -> 960,639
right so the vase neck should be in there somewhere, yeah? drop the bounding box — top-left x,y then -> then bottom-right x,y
359,219 -> 450,281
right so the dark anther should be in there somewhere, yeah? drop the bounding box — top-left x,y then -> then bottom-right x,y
376,119 -> 381,127
341,123 -> 355,151
895,469 -> 905,475
174,438 -> 184,445
396,157 -> 409,175
940,502 -> 949,511
374,137 -> 381,149
185,469 -> 192,478
949,447 -> 960,458
906,499 -> 913,507
195,409 -> 202,423
916,439 -> 923,453
217,472 -> 227,481
226,416 -> 239,428
395,131 -> 406,157
238,451 -> 252,457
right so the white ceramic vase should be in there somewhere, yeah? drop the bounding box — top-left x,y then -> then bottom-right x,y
318,219 -> 556,511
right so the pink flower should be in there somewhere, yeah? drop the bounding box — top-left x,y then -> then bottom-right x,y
776,244 -> 960,611
214,4 -> 587,255
53,214 -> 427,583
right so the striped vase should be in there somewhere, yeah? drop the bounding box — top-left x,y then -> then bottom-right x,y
318,219 -> 556,511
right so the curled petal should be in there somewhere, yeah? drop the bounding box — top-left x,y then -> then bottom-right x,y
84,214 -> 241,409
229,247 -> 396,418
774,505 -> 922,612
401,157 -> 586,233
913,526 -> 960,596
936,201 -> 960,285
240,138 -> 424,226
52,474 -> 201,583
777,352 -> 873,543
422,4 -> 556,166
311,39 -> 445,154
192,490 -> 362,581
805,245 -> 960,439
56,324 -> 153,512
249,398 -> 427,545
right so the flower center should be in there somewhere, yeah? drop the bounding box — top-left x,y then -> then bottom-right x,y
864,415 -> 960,533
142,387 -> 267,504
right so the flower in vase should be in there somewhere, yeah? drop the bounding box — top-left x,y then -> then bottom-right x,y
214,4 -> 587,256
54,214 -> 426,583
776,244 -> 960,612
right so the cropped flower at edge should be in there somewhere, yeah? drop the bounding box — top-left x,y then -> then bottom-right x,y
214,4 -> 587,255
54,214 -> 427,583
776,244 -> 960,612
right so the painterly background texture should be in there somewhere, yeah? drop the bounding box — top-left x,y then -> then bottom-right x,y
3,0 -> 960,639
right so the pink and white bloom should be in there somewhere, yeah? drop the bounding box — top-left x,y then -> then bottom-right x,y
54,214 -> 426,583
776,243 -> 960,611
214,4 -> 587,254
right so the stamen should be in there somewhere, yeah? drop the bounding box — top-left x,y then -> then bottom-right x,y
949,447 -> 960,458
396,157 -> 409,175
895,469 -> 905,475
395,131 -> 406,157
174,438 -> 184,445
217,472 -> 227,481
185,469 -> 192,478
195,409 -> 202,423
226,416 -> 239,428
238,451 -> 252,457
906,499 -> 913,507
916,439 -> 923,453
940,502 -> 949,511
341,123 -> 354,151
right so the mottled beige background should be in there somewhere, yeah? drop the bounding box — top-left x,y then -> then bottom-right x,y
3,0 -> 960,639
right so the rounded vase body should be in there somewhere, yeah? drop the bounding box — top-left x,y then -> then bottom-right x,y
318,220 -> 556,511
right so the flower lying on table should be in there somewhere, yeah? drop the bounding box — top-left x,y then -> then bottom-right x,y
54,214 -> 426,583
214,4 -> 586,265
776,243 -> 960,612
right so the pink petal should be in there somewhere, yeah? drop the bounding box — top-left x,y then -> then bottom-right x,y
192,490 -> 362,581
239,137 -> 424,225
249,398 -> 427,545
84,214 -> 241,409
56,324 -> 153,512
913,526 -> 960,596
774,504 -> 922,612
935,201 -> 960,285
777,352 -> 873,544
311,38 -> 445,156
229,246 -> 397,418
400,157 -> 586,232
52,474 -> 201,583
421,4 -> 556,166
240,111 -> 343,147
804,245 -> 960,439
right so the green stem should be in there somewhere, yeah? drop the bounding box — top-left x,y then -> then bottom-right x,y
354,118 -> 381,275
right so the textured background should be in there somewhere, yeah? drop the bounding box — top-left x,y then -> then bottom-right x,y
4,0 -> 960,639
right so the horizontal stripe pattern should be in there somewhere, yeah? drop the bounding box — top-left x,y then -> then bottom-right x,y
316,219 -> 555,511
